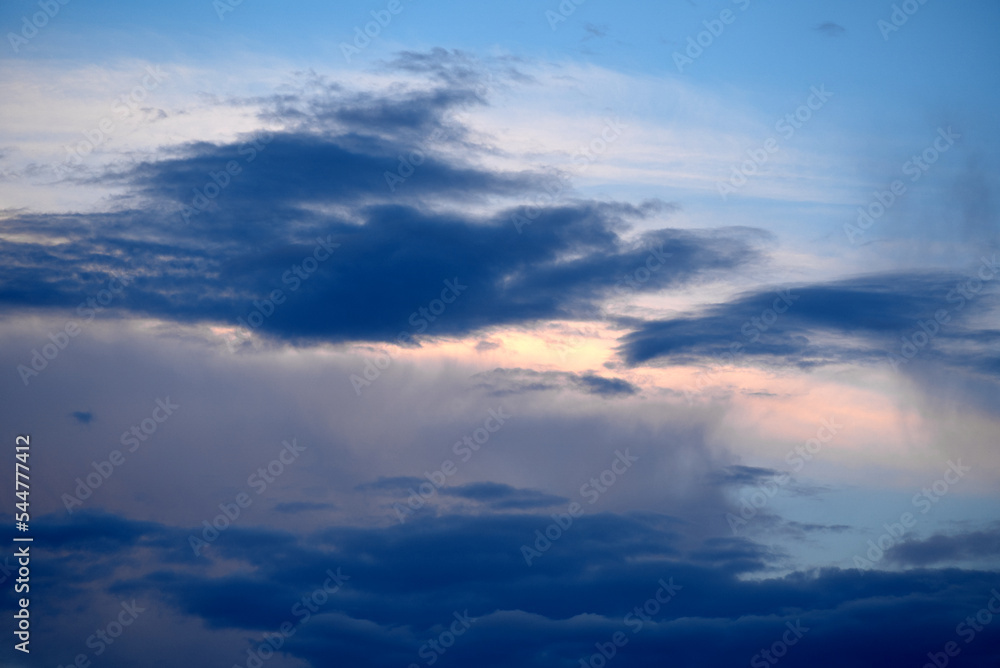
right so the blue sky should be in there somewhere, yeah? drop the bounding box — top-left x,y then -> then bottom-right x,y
1,1 -> 999,667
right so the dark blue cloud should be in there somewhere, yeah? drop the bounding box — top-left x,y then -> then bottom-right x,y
71,410 -> 93,424
815,21 -> 846,36
0,70 -> 763,348
439,482 -> 568,510
355,478 -> 567,510
473,368 -> 639,397
619,271 -> 1000,378
9,510 -> 1000,668
577,373 -> 639,397
712,464 -> 779,486
29,510 -> 167,554
273,501 -> 337,514
712,465 -> 833,500
3,50 -> 996,668
0,199 -> 761,345
355,476 -> 427,493
886,524 -> 1000,567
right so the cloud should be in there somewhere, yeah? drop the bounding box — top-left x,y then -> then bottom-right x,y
71,410 -> 93,424
3,48 -> 998,668
473,368 -> 639,398
0,199 -> 761,346
618,271 -> 1000,379
273,501 -> 337,514
384,48 -> 531,91
712,465 -> 779,487
583,23 -> 609,40
886,524 -> 1000,567
440,482 -> 568,510
712,466 -> 834,499
576,373 -> 639,397
14,510 -> 1000,668
355,476 -> 427,493
815,22 -> 846,36
0,69 -> 764,349
784,521 -> 852,534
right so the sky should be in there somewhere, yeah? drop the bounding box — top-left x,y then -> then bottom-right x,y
0,0 -> 999,666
